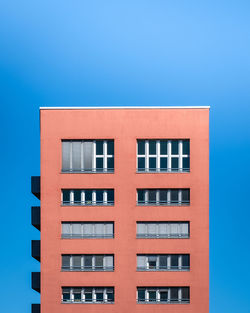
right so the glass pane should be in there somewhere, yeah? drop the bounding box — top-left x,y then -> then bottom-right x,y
73,289 -> 81,302
137,256 -> 146,268
74,190 -> 81,204
84,255 -> 92,268
72,256 -> 81,269
148,223 -> 157,235
160,291 -> 168,302
137,140 -> 145,154
171,190 -> 178,204
96,140 -> 103,155
72,224 -> 82,237
63,290 -> 70,301
62,223 -> 70,235
96,190 -> 103,204
183,157 -> 190,170
62,141 -> 70,171
171,157 -> 179,170
105,223 -> 113,236
183,140 -> 190,154
171,255 -> 178,267
170,223 -> 178,236
138,289 -> 145,301
149,157 -> 156,170
182,189 -> 190,203
107,140 -> 114,154
170,288 -> 178,301
159,255 -> 167,268
138,157 -> 145,170
62,190 -> 70,204
84,289 -> 92,302
160,140 -> 167,154
107,157 -> 114,170
107,190 -> 114,203
159,190 -> 168,203
148,256 -> 157,269
182,287 -> 190,300
182,255 -> 190,267
83,224 -> 93,236
148,291 -> 156,302
96,158 -> 103,171
107,291 -> 114,302
149,140 -> 156,154
137,190 -> 145,204
72,141 -> 81,171
148,190 -> 156,203
95,255 -> 103,268
95,223 -> 104,235
105,256 -> 113,268
171,140 -> 179,154
83,141 -> 93,170
160,157 -> 167,170
62,255 -> 70,268
96,291 -> 104,302
85,190 -> 92,203
137,223 -> 146,235
159,223 -> 167,236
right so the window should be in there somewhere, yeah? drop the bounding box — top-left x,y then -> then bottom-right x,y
136,222 -> 189,238
137,189 -> 190,205
137,287 -> 190,303
62,140 -> 114,173
137,254 -> 190,271
62,189 -> 114,206
61,222 -> 114,239
62,287 -> 114,303
137,139 -> 190,172
61,255 -> 114,271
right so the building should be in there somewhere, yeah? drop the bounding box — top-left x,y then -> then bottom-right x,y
31,106 -> 209,313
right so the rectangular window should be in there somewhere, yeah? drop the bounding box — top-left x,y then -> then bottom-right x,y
137,189 -> 190,206
62,287 -> 114,303
137,254 -> 190,271
136,222 -> 190,238
61,222 -> 114,239
62,189 -> 114,206
62,140 -> 114,173
137,139 -> 190,172
137,287 -> 190,303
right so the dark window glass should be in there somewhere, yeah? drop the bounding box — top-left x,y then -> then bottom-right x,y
138,157 -> 145,170
149,140 -> 156,154
148,291 -> 157,302
160,291 -> 168,302
95,255 -> 104,268
137,190 -> 145,203
183,140 -> 190,154
182,189 -> 190,203
159,190 -> 168,203
170,288 -> 178,301
183,157 -> 190,170
107,157 -> 114,170
96,190 -> 103,203
159,255 -> 167,268
63,290 -> 70,301
62,255 -> 70,269
171,140 -> 179,154
96,291 -> 104,302
171,157 -> 179,170
107,290 -> 114,302
83,141 -> 93,170
182,255 -> 190,267
182,287 -> 190,300
171,255 -> 178,267
73,289 -> 81,302
160,140 -> 167,154
138,289 -> 145,301
96,158 -> 103,171
149,157 -> 156,170
85,190 -> 92,203
63,190 -> 70,203
84,289 -> 92,302
96,140 -> 103,155
107,140 -> 114,154
171,190 -> 178,203
148,190 -> 157,203
148,256 -> 157,269
107,190 -> 114,203
74,190 -> 81,203
160,157 -> 167,170
138,140 -> 145,154
72,256 -> 81,269
84,255 -> 92,268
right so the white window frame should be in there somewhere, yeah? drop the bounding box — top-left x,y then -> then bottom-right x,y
62,287 -> 114,303
137,189 -> 190,206
137,287 -> 188,303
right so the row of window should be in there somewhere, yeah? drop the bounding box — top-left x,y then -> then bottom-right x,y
62,287 -> 190,304
61,254 -> 190,271
62,139 -> 190,173
61,189 -> 190,206
61,222 -> 190,239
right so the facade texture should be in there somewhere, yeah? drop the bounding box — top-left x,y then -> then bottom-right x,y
31,106 -> 209,313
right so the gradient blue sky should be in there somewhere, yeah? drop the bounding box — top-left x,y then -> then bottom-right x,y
0,1 -> 250,312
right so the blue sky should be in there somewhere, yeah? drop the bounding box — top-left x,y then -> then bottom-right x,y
0,1 -> 250,312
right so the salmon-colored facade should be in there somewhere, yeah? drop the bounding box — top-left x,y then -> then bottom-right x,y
31,106 -> 209,313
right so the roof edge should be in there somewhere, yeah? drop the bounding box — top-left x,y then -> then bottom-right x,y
40,106 -> 210,110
